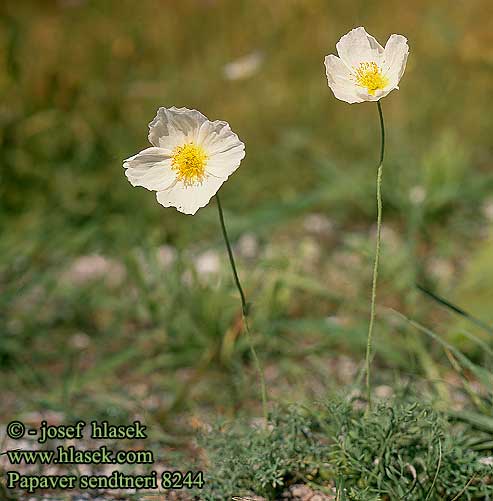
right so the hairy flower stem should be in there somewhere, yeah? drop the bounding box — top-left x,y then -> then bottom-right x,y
365,100 -> 385,412
215,194 -> 268,421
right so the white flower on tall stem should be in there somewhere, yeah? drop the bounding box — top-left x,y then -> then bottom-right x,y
123,107 -> 267,420
324,27 -> 409,412
324,27 -> 409,104
124,107 -> 245,215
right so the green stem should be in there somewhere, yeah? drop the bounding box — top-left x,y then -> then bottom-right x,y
365,100 -> 385,412
215,194 -> 268,421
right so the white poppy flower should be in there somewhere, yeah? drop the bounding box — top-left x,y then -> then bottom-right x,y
124,107 -> 245,215
324,27 -> 409,104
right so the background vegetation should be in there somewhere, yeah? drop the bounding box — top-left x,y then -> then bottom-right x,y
1,0 -> 493,499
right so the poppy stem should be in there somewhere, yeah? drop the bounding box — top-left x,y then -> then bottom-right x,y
365,100 -> 385,412
215,193 -> 268,422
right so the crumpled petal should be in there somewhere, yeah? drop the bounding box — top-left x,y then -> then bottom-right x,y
123,147 -> 176,191
201,121 -> 246,177
156,175 -> 225,215
324,55 -> 364,104
382,34 -> 409,89
148,107 -> 208,149
207,146 -> 245,178
336,27 -> 384,69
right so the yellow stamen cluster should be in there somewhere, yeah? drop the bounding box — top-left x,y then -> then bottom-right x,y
354,62 -> 388,95
171,143 -> 208,186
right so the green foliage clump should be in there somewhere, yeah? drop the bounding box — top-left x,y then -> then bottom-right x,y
199,399 -> 493,500
199,406 -> 328,500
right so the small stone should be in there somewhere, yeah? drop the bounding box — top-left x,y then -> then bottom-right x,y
237,233 -> 259,259
375,385 -> 393,399
194,250 -> 221,276
157,244 -> 177,268
409,185 -> 426,205
63,254 -> 125,286
303,214 -> 334,237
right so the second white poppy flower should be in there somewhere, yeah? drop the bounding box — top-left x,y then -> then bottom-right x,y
324,27 -> 409,104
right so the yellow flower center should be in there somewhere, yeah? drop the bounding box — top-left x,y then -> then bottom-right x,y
171,143 -> 208,186
354,62 -> 388,95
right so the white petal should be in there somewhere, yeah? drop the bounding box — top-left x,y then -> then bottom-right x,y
124,147 -> 170,165
336,27 -> 384,69
198,120 -> 241,155
358,88 -> 391,102
382,34 -> 409,88
156,175 -> 225,215
196,120 -> 217,146
123,147 -> 176,191
148,107 -> 208,148
324,55 -> 364,104
200,121 -> 246,176
207,144 -> 245,178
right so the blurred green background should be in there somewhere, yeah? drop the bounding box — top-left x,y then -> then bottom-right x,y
1,0 -> 493,445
